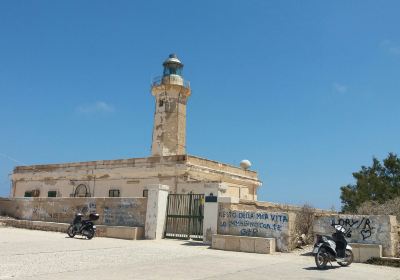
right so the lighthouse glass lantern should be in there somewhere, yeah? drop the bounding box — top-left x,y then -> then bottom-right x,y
161,54 -> 184,86
163,54 -> 183,76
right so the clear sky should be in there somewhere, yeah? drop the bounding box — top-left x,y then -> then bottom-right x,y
1,1 -> 399,209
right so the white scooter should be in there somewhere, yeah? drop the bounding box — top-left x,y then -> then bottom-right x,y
313,225 -> 354,269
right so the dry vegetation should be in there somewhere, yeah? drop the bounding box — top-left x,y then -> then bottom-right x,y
356,197 -> 400,221
294,204 -> 316,246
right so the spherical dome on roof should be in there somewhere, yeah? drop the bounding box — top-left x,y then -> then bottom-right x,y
240,159 -> 252,170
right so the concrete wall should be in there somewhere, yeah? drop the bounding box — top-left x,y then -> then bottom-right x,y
212,234 -> 276,254
313,214 -> 399,257
0,219 -> 144,240
0,197 -> 147,227
217,202 -> 296,252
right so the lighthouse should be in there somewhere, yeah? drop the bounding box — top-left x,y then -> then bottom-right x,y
150,54 -> 191,156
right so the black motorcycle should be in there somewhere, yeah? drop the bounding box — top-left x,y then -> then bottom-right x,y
67,213 -> 99,240
313,225 -> 354,269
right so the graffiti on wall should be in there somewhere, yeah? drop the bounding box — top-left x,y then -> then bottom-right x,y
331,217 -> 374,240
103,199 -> 143,227
218,210 -> 289,237
12,198 -> 147,227
74,202 -> 97,215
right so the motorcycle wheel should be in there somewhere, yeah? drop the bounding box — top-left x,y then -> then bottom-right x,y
67,225 -> 76,238
338,249 -> 354,267
315,248 -> 328,269
85,228 -> 95,240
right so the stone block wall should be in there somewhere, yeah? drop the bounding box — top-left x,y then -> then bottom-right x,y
217,202 -> 296,252
0,197 -> 147,227
212,234 -> 276,254
313,214 -> 398,257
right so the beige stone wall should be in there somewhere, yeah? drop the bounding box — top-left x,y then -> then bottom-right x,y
313,214 -> 399,257
0,197 -> 147,227
0,218 -> 144,240
151,83 -> 190,156
11,156 -> 186,198
217,202 -> 296,252
11,155 -> 261,201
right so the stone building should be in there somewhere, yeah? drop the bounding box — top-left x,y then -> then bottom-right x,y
11,54 -> 262,200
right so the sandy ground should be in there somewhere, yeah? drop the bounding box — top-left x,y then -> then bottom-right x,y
0,226 -> 399,280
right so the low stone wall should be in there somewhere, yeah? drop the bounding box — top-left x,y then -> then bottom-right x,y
0,197 -> 147,227
217,202 -> 296,252
212,234 -> 276,254
313,214 -> 398,257
0,218 -> 144,239
349,243 -> 382,263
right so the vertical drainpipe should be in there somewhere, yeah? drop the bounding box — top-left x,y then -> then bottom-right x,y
92,169 -> 96,197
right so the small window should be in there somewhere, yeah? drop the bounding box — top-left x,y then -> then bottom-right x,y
143,189 -> 148,197
159,99 -> 164,107
24,191 -> 32,197
109,189 -> 120,197
48,191 -> 57,197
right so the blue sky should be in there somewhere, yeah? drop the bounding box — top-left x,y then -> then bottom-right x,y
0,1 -> 399,209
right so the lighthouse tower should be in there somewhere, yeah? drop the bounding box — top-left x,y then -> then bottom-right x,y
151,54 -> 191,156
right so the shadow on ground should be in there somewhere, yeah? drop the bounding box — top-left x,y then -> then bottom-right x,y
303,266 -> 343,271
180,240 -> 209,247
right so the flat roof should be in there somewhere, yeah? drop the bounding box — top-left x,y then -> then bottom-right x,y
13,154 -> 258,177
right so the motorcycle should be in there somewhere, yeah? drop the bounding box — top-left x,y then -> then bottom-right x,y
313,225 -> 354,269
67,213 -> 99,240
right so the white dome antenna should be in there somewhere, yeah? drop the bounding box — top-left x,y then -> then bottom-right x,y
240,159 -> 251,170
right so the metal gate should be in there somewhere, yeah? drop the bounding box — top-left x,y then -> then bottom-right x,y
164,193 -> 204,240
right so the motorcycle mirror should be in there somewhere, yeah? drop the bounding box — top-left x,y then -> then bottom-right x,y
334,225 -> 346,233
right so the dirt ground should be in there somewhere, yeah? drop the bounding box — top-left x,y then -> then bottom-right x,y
0,226 -> 399,280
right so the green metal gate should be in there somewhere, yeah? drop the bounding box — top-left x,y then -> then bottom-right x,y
164,193 -> 204,240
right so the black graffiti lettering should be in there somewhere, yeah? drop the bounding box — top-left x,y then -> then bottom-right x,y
331,217 -> 374,240
361,219 -> 373,240
356,218 -> 365,229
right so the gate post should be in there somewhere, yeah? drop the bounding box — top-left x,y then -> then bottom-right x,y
145,184 -> 169,240
203,183 -> 231,244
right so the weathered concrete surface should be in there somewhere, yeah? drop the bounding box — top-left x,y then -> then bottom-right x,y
218,202 -> 296,252
11,154 -> 261,200
203,183 -> 230,244
151,76 -> 190,156
314,214 -> 398,257
0,197 -> 147,227
145,184 -> 169,240
212,234 -> 276,254
0,218 -> 144,240
1,227 -> 399,280
350,243 -> 382,263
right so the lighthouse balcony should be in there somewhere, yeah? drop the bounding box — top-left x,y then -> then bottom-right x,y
152,75 -> 190,88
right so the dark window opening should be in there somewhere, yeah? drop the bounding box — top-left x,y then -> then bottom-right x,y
24,191 -> 32,197
143,189 -> 148,197
159,99 -> 164,107
48,191 -> 57,197
109,189 -> 120,197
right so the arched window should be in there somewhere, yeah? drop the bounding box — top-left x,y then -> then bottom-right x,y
74,184 -> 89,197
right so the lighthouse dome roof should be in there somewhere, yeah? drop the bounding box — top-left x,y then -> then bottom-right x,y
163,54 -> 183,66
